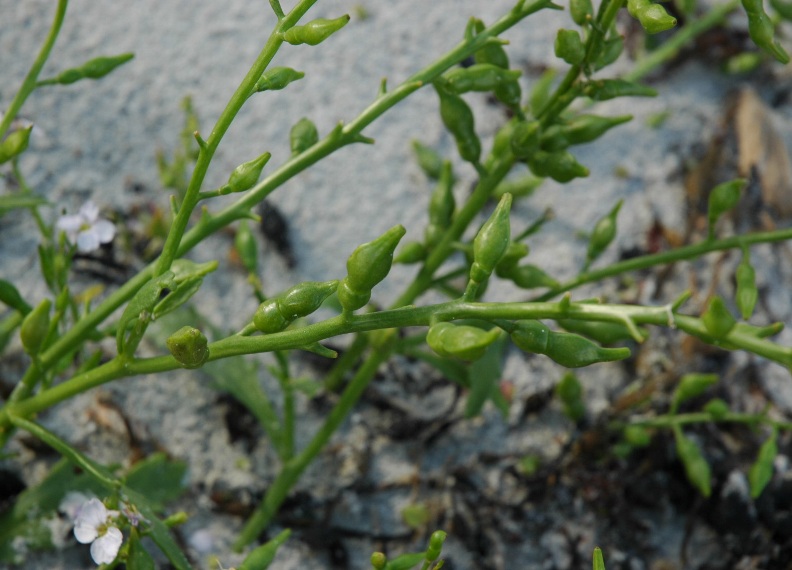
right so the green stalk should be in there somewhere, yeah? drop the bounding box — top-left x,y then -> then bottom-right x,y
0,0 -> 68,140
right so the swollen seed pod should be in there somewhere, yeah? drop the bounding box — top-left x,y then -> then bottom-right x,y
0,126 -> 32,165
279,280 -> 339,321
701,296 -> 737,339
554,29 -> 585,65
704,398 -> 730,420
426,322 -> 501,361
507,264 -> 560,289
538,125 -> 570,152
426,530 -> 447,562
556,318 -> 640,344
394,241 -> 427,264
166,326 -> 209,369
583,79 -> 657,101
0,279 -> 32,314
556,372 -> 585,422
707,179 -> 744,238
570,0 -> 594,25
742,0 -> 790,62
594,35 -> 624,71
412,140 -> 445,180
226,152 -> 271,193
253,300 -> 288,334
435,84 -> 481,165
561,114 -> 632,145
627,0 -> 677,34
442,64 -> 522,94
370,552 -> 387,570
254,66 -> 305,92
672,373 -> 719,411
494,242 -> 529,276
470,193 -> 512,285
20,298 -> 51,355
511,320 -> 631,368
425,161 -> 456,248
337,225 -> 406,312
586,200 -> 623,265
282,15 -> 350,46
527,150 -> 589,183
624,425 -> 652,447
735,254 -> 758,320
471,22 -> 522,108
290,117 -> 319,156
235,219 -> 259,274
50,53 -> 134,84
510,120 -> 542,159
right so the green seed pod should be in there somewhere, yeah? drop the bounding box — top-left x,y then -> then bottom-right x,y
583,79 -> 657,101
338,225 -> 406,312
235,219 -> 259,274
527,150 -> 589,182
412,140 -> 445,180
771,0 -> 792,20
556,318 -> 640,344
594,35 -> 625,71
279,280 -> 338,320
443,64 -> 522,94
254,66 -> 305,92
672,373 -> 719,411
20,298 -> 51,355
561,114 -> 632,145
742,0 -> 790,63
749,431 -> 778,498
425,161 -> 456,248
538,125 -> 569,152
0,126 -> 33,165
707,179 -> 745,238
506,264 -> 560,289
426,530 -> 447,562
282,15 -> 350,46
494,242 -> 529,276
511,320 -> 631,368
470,26 -> 523,108
674,429 -> 712,497
701,296 -> 737,339
166,326 -> 209,369
555,29 -> 586,65
593,547 -> 606,570
50,53 -> 134,85
226,152 -> 271,193
239,529 -> 291,570
426,322 -> 501,361
253,299 -> 289,334
510,120 -> 542,159
624,425 -> 651,447
370,552 -> 387,570
435,84 -> 481,165
470,193 -> 512,285
586,200 -> 623,265
627,0 -> 678,34
394,241 -> 427,264
290,117 -> 319,156
570,0 -> 594,25
703,398 -> 730,420
735,254 -> 758,320
492,175 -> 543,199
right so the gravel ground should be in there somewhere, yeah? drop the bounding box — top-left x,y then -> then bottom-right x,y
3,1 -> 792,569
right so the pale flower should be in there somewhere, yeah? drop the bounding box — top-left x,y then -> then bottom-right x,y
56,201 -> 116,253
73,498 -> 123,565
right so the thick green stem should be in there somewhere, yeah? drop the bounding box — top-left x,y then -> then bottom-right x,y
0,0 -> 68,140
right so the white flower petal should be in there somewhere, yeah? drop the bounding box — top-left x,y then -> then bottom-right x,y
93,219 -> 116,244
59,491 -> 94,520
74,520 -> 98,544
90,527 -> 123,565
76,498 -> 108,528
76,230 -> 100,253
79,201 -> 99,222
55,214 -> 83,236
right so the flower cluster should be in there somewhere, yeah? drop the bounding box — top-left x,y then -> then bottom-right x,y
63,495 -> 123,565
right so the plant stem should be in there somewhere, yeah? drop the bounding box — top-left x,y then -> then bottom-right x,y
0,0 -> 68,140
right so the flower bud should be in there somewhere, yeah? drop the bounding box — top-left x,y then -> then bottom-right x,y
226,152 -> 271,193
470,193 -> 512,285
427,322 -> 500,361
254,66 -> 305,92
290,117 -> 319,156
0,126 -> 32,165
166,326 -> 209,369
282,16 -> 350,46
338,225 -> 406,312
20,298 -> 51,355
